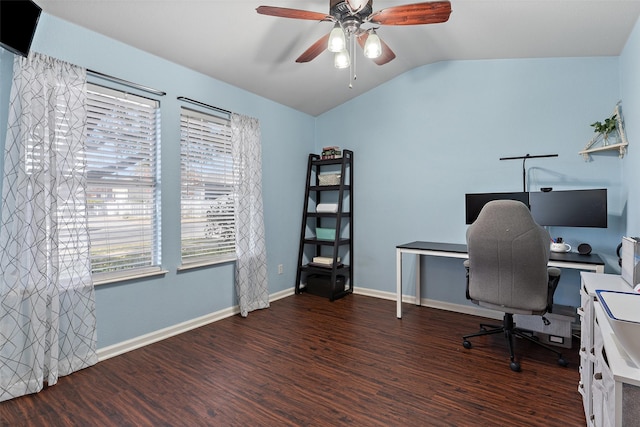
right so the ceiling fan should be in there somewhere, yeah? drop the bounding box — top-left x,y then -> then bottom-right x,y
256,0 -> 452,70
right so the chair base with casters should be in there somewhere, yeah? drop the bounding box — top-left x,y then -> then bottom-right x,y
462,312 -> 569,372
462,247 -> 568,372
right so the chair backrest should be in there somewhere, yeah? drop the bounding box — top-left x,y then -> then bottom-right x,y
466,199 -> 551,314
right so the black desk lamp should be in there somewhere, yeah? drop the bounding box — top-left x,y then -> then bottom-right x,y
499,153 -> 558,192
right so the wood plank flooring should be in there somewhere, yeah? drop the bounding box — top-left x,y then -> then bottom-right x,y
1,294 -> 586,426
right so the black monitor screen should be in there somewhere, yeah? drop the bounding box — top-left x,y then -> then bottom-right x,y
465,192 -> 529,224
529,189 -> 607,228
0,0 -> 42,57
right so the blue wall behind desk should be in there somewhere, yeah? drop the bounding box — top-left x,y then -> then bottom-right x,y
316,52 -> 638,308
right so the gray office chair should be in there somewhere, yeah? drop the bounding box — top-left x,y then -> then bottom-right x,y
462,200 -> 567,372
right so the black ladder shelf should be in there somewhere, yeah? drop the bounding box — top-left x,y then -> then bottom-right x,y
295,149 -> 353,301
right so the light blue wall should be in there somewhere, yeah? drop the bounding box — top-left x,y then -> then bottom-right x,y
316,56 -> 626,308
2,12 -> 639,349
621,16 -> 640,236
0,14 -> 315,348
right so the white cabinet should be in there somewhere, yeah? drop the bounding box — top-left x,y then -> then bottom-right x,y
580,272 -> 640,426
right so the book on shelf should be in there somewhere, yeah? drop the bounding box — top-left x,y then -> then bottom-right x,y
312,256 -> 340,265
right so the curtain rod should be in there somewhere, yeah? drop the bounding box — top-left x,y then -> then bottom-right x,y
177,97 -> 232,117
87,69 -> 166,97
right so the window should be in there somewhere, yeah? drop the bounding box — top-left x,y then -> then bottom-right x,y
85,83 -> 162,280
180,107 -> 235,266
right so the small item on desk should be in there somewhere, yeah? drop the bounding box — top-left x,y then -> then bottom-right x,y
551,240 -> 571,253
578,243 -> 592,255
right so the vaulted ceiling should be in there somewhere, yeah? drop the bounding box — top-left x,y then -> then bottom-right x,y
36,0 -> 640,116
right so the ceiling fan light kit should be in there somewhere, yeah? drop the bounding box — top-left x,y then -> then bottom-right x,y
363,29 -> 382,59
328,23 -> 347,52
334,49 -> 351,69
256,0 -> 451,85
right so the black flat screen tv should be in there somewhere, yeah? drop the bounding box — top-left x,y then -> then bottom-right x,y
529,188 -> 608,228
465,192 -> 529,224
0,0 -> 42,57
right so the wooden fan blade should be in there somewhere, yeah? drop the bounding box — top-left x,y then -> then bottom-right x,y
367,1 -> 451,26
296,33 -> 331,63
256,6 -> 332,21
357,33 -> 396,65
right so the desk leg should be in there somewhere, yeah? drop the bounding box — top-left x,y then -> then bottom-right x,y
415,254 -> 421,306
396,248 -> 402,318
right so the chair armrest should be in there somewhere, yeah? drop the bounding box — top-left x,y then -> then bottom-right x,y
546,267 -> 561,312
464,259 -> 470,300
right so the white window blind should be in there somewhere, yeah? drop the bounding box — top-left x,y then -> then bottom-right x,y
85,83 -> 161,278
180,107 -> 235,266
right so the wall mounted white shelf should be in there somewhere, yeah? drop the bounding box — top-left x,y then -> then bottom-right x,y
579,141 -> 628,158
580,102 -> 628,161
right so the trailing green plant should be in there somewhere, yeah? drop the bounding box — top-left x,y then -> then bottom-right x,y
591,114 -> 618,135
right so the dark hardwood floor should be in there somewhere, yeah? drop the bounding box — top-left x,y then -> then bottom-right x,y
1,294 -> 585,426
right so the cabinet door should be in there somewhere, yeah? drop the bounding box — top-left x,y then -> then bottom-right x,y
579,353 -> 592,418
591,318 -> 605,426
579,285 -> 595,423
598,349 -> 615,427
592,317 -> 618,427
580,285 -> 594,355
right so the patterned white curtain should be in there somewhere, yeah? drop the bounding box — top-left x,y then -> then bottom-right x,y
231,113 -> 269,317
0,53 -> 97,402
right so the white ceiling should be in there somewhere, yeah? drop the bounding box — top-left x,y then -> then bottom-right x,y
35,0 -> 640,116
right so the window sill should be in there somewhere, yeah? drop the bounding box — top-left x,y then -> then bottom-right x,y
93,268 -> 169,286
177,256 -> 236,272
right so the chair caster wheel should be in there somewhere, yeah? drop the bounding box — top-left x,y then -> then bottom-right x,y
463,340 -> 472,349
558,358 -> 569,367
510,361 -> 521,372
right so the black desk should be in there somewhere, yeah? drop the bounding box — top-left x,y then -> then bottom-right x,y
395,240 -> 605,318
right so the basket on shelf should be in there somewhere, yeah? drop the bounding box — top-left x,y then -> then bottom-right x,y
318,173 -> 341,186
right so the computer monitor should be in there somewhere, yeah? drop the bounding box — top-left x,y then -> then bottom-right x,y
465,192 -> 529,224
529,188 -> 607,228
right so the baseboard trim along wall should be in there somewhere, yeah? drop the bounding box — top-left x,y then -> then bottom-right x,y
353,287 -> 503,321
96,287 -> 294,361
97,286 -> 498,361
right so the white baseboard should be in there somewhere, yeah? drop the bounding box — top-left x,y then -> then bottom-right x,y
97,286 -> 493,361
353,286 -> 502,321
97,287 -> 295,361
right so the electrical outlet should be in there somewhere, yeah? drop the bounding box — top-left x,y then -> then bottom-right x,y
278,264 -> 283,275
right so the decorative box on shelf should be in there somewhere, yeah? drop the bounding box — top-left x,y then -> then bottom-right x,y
318,173 -> 341,186
321,146 -> 342,159
316,227 -> 336,240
